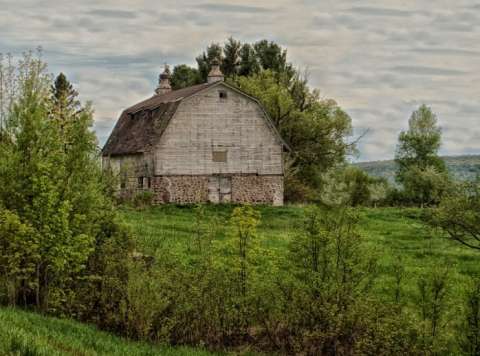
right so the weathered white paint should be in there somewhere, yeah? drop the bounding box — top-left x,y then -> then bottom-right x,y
153,84 -> 283,176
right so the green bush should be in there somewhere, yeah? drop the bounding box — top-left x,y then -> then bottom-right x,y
133,191 -> 155,209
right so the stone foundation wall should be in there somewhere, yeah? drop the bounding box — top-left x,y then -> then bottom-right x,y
232,175 -> 283,206
148,174 -> 283,205
151,176 -> 209,204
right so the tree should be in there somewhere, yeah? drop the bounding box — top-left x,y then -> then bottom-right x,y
395,105 -> 448,206
195,43 -> 222,82
238,43 -> 260,77
233,71 -> 353,200
171,64 -> 201,90
222,37 -> 242,77
253,39 -> 294,79
51,72 -> 80,115
0,51 -> 132,313
429,180 -> 480,250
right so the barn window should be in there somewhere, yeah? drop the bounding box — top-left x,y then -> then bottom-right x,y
137,177 -> 144,189
219,90 -> 227,99
212,150 -> 227,162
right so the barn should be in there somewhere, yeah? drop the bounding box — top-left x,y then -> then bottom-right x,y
102,62 -> 288,205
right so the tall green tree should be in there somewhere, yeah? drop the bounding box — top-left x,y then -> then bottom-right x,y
395,104 -> 448,206
0,51 -> 132,314
238,43 -> 260,77
395,104 -> 446,182
222,37 -> 242,77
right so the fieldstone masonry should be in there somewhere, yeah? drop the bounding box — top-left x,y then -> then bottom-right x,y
148,174 -> 283,206
231,175 -> 283,205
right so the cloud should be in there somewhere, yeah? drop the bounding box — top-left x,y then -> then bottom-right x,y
194,3 -> 271,13
388,65 -> 467,76
87,9 -> 137,18
1,0 -> 479,162
345,6 -> 415,17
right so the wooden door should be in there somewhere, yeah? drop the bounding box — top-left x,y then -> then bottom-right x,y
208,176 -> 231,203
208,176 -> 220,203
219,176 -> 232,203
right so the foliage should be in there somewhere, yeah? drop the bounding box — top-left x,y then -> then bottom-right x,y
460,277 -> 480,355
233,70 -> 353,200
0,51 -> 133,322
133,191 -> 155,210
171,64 -> 202,90
0,209 -> 39,306
429,179 -> 480,250
119,204 -> 480,354
416,266 -> 451,353
356,155 -> 480,186
318,165 -> 389,207
395,104 -> 449,206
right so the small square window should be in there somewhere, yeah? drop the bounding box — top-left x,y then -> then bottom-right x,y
219,90 -> 227,99
212,150 -> 227,162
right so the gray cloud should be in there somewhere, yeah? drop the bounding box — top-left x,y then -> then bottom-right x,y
1,0 -> 479,162
345,6 -> 415,17
87,9 -> 137,18
194,3 -> 271,13
389,65 -> 467,76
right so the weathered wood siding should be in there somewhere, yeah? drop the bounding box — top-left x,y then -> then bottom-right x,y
153,84 -> 283,176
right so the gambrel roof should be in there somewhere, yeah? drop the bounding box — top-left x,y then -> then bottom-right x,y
102,81 -> 288,156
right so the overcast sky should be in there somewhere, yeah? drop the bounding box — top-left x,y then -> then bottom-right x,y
1,0 -> 479,161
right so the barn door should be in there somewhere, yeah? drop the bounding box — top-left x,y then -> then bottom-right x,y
219,176 -> 232,203
208,176 -> 231,203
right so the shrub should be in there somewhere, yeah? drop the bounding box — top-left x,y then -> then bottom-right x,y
133,191 -> 154,209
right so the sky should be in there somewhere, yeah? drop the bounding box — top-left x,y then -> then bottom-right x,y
1,0 -> 479,162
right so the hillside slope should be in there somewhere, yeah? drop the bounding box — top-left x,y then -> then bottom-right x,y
355,154 -> 480,183
0,307 -> 216,356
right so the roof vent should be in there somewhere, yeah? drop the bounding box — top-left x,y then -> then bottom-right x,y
155,64 -> 172,95
207,59 -> 224,83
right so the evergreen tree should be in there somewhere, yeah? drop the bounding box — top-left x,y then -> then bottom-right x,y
222,37 -> 241,77
52,72 -> 80,115
253,39 -> 294,78
238,43 -> 260,77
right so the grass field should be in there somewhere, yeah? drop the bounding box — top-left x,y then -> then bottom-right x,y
121,204 -> 480,304
0,307 -> 217,356
4,205 -> 478,355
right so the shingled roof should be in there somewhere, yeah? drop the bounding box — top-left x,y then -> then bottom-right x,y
102,82 -> 216,156
102,81 -> 289,156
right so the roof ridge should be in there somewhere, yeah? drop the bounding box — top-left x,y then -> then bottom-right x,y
126,82 -> 215,114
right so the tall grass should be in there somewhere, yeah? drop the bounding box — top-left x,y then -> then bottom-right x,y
0,307 -> 217,356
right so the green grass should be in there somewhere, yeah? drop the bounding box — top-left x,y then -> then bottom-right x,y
0,307 -> 217,356
121,204 -> 480,303
6,205 -> 477,355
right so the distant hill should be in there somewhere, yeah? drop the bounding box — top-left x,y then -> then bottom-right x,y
355,155 -> 480,184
